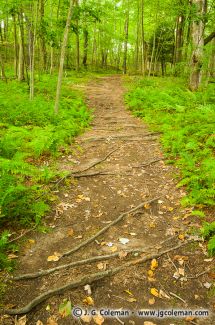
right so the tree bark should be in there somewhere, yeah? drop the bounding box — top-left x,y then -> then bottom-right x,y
123,5 -> 129,74
54,0 -> 74,114
189,0 -> 205,91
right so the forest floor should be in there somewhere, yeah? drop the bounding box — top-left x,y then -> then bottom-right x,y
1,75 -> 214,325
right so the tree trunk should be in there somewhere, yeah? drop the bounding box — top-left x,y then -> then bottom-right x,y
40,0 -> 47,71
189,0 -> 205,91
140,0 -> 145,75
83,28 -> 88,67
12,14 -> 19,78
123,7 -> 129,74
54,0 -> 74,114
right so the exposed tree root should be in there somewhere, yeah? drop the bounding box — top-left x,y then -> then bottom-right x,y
14,236 -> 177,281
132,158 -> 166,169
4,242 -> 186,315
81,133 -> 159,142
61,197 -> 159,257
13,248 -> 147,281
55,148 -> 118,186
73,171 -> 133,178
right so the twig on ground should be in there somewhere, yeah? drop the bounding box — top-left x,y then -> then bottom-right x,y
4,242 -> 188,315
167,253 -> 178,272
9,228 -> 36,244
187,266 -> 213,279
169,292 -> 187,304
62,197 -> 159,257
115,316 -> 125,325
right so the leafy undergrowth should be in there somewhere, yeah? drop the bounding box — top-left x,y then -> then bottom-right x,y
125,77 -> 215,254
0,73 -> 92,270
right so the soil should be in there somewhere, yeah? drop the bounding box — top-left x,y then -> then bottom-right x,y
1,76 -> 214,325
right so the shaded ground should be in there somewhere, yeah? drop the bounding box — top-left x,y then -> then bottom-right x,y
1,76 -> 214,325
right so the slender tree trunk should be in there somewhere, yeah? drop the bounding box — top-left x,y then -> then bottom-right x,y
54,0 -> 74,114
12,14 -> 19,78
74,0 -> 80,71
40,0 -> 47,71
189,0 -> 205,91
140,0 -> 145,75
174,14 -> 185,65
135,1 -> 140,71
0,51 -> 7,82
83,28 -> 88,67
123,6 -> 129,74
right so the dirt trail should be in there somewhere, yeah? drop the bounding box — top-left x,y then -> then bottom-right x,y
2,76 -> 214,325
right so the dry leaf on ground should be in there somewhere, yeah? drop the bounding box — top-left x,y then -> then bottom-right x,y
148,297 -> 155,305
81,315 -> 92,323
47,316 -> 58,325
15,315 -> 27,325
67,228 -> 74,237
144,322 -> 157,325
36,321 -> 44,325
83,296 -> 94,305
93,315 -> 105,325
150,259 -> 158,271
47,252 -> 62,262
150,288 -> 159,297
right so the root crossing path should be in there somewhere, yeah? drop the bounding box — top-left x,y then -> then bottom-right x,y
2,76 -> 214,325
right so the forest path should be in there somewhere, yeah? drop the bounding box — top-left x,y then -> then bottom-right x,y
3,76 -> 214,325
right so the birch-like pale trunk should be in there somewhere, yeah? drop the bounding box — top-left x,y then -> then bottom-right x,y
54,0 -> 74,114
189,0 -> 205,91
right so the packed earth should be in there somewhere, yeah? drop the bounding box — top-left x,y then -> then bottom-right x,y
1,76 -> 214,325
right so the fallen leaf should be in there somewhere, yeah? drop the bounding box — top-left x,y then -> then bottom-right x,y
118,251 -> 128,259
97,263 -> 104,270
127,297 -> 137,302
144,204 -> 150,209
84,284 -> 92,295
81,315 -> 92,323
168,207 -> 174,212
46,305 -> 51,311
15,315 -> 27,325
8,254 -> 18,259
47,316 -> 58,325
144,322 -> 157,325
59,300 -> 72,318
185,316 -> 196,322
28,239 -> 35,245
47,252 -> 61,262
150,259 -> 158,271
148,270 -> 154,277
178,268 -> 185,276
36,321 -> 44,325
178,234 -> 185,241
150,288 -> 159,297
124,289 -> 134,296
148,277 -> 156,282
209,273 -> 215,279
83,296 -> 94,306
129,233 -> 137,236
203,282 -> 212,289
93,315 -> 104,325
67,228 -> 74,237
119,238 -> 130,245
148,297 -> 155,305
111,246 -> 118,252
